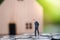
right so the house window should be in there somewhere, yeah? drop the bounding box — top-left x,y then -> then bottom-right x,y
25,22 -> 32,29
26,23 -> 29,29
29,23 -> 32,29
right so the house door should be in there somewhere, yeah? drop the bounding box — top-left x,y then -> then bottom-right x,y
9,23 -> 16,35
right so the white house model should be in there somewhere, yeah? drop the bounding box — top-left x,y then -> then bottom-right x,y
0,0 -> 43,35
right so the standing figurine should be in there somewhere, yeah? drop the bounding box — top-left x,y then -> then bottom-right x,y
34,21 -> 39,36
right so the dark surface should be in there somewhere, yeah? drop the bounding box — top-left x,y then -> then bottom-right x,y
51,38 -> 60,40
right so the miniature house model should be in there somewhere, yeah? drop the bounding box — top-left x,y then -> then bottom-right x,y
0,0 -> 43,35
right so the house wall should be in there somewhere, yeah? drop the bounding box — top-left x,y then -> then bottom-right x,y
0,0 -> 43,35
